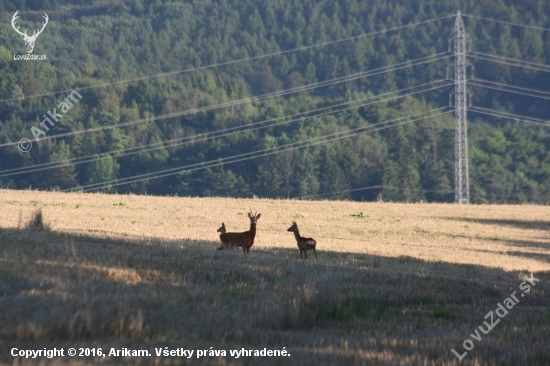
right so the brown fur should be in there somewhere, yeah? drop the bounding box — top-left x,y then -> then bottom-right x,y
287,221 -> 317,260
217,223 -> 238,250
216,212 -> 261,254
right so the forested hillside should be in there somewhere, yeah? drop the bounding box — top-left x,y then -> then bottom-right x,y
0,0 -> 549,203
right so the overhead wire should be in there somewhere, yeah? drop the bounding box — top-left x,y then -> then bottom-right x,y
469,55 -> 550,73
469,52 -> 550,69
469,106 -> 550,128
471,106 -> 549,123
66,108 -> 453,192
0,52 -> 451,149
0,81 -> 452,178
471,78 -> 550,96
463,14 -> 550,32
470,82 -> 550,100
0,14 -> 454,104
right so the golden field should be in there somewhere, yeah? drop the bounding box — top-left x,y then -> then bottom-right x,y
0,189 -> 549,365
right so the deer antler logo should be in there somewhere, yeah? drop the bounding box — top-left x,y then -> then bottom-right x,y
11,11 -> 49,54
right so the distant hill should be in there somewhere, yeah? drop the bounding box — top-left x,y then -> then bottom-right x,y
0,0 -> 549,203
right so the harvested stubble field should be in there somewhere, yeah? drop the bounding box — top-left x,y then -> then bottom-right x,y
0,189 -> 549,365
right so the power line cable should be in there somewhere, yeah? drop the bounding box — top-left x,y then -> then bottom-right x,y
470,52 -> 550,69
469,55 -> 550,73
0,15 -> 454,104
0,53 -> 451,148
471,106 -> 549,123
1,81 -> 452,177
463,14 -> 550,32
472,79 -> 550,96
67,108 -> 452,192
470,106 -> 550,128
470,83 -> 550,101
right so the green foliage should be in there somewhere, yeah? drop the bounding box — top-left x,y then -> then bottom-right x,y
86,154 -> 120,190
0,0 -> 549,203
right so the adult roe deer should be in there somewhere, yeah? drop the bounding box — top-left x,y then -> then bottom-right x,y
217,212 -> 261,254
287,221 -> 317,260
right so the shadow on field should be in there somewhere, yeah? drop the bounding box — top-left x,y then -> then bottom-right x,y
505,250 -> 550,263
440,217 -> 550,231
1,225 -> 549,366
437,231 -> 550,251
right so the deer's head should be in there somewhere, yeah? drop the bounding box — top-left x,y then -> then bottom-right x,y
12,11 -> 49,54
287,221 -> 298,232
217,223 -> 226,233
248,212 -> 261,227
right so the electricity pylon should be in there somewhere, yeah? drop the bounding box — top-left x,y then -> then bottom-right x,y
451,11 -> 470,204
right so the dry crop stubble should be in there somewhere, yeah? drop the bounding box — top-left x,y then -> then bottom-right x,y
1,189 -> 548,271
0,189 -> 549,365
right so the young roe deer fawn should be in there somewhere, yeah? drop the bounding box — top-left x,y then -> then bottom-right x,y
287,221 -> 317,260
217,212 -> 261,254
217,223 -> 236,250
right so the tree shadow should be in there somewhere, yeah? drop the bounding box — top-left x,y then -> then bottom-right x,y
1,225 -> 549,365
437,231 -> 550,251
505,250 -> 550,263
439,217 -> 550,231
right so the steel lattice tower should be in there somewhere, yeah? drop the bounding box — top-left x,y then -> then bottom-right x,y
453,12 -> 469,204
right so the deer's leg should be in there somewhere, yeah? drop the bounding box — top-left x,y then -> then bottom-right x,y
313,247 -> 317,260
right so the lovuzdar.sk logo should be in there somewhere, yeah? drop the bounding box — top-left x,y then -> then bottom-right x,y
11,11 -> 48,61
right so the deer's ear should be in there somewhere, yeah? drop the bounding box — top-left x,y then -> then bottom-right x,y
256,213 -> 261,219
